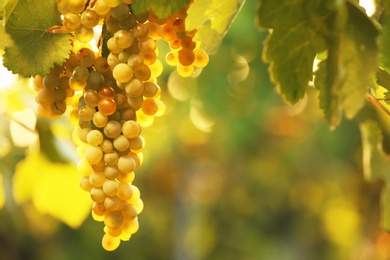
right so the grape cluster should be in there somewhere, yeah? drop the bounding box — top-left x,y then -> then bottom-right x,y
31,0 -> 209,251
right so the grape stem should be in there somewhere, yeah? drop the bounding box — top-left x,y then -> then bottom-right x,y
366,93 -> 390,116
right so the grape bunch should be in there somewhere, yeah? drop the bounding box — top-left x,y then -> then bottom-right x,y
31,0 -> 209,251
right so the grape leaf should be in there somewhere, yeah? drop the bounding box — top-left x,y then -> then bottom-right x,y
131,0 -> 191,19
315,2 -> 378,128
360,120 -> 390,230
13,153 -> 91,228
0,0 -> 72,77
381,0 -> 390,69
0,0 -> 18,24
256,0 -> 328,104
186,0 -> 244,54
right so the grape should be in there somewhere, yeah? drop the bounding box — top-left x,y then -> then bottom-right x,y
193,49 -> 209,68
127,54 -> 144,68
79,105 -> 95,121
84,89 -> 100,107
128,135 -> 144,151
87,129 -> 104,146
99,86 -> 116,98
90,187 -> 106,203
103,0 -> 120,8
80,9 -> 100,29
77,158 -> 94,176
80,175 -> 93,192
114,30 -> 135,49
141,99 -> 158,116
98,97 -> 117,116
101,139 -> 114,153
127,96 -> 143,111
104,196 -> 120,211
93,111 -> 108,128
132,23 -> 148,39
178,49 -> 195,66
113,63 -> 134,83
63,13 -> 81,30
104,152 -> 119,166
110,4 -> 130,21
117,171 -> 135,183
85,146 -> 104,164
104,120 -> 122,138
77,48 -> 96,68
117,183 -> 133,201
165,51 -> 179,66
133,64 -> 151,81
74,26 -> 94,43
140,51 -> 157,65
122,218 -> 139,234
118,155 -> 135,173
93,0 -> 111,15
177,64 -> 195,77
94,57 -> 110,73
107,37 -> 123,54
138,37 -> 156,54
122,120 -> 141,139
102,233 -> 121,251
93,202 -> 108,216
104,165 -> 120,179
146,22 -> 162,40
142,82 -> 159,98
149,59 -> 163,78
121,203 -> 137,220
89,171 -> 107,188
103,180 -> 120,196
113,135 -> 130,151
125,78 -> 144,97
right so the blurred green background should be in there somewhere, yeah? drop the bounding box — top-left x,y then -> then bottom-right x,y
0,1 -> 389,259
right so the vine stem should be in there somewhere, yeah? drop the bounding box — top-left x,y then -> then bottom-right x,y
366,93 -> 390,116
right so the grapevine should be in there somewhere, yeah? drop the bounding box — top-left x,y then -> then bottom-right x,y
29,0 -> 211,251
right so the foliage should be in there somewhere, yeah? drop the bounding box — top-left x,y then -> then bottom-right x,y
1,0 -> 390,258
0,0 -> 72,77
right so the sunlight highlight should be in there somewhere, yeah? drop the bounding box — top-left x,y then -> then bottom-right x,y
359,0 -> 376,16
0,57 -> 17,90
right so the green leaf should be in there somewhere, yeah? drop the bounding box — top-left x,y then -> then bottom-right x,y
0,0 -> 72,77
131,0 -> 191,19
360,120 -> 390,231
0,0 -> 18,24
256,0 -> 328,104
359,120 -> 390,182
380,0 -> 390,70
186,0 -> 244,54
315,2 -> 378,128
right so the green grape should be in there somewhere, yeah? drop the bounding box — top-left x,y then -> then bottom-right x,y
104,165 -> 120,179
87,129 -> 104,146
128,135 -> 144,152
104,152 -> 119,166
103,180 -> 120,196
104,196 -> 120,211
132,23 -> 148,39
110,4 -> 130,21
114,30 -> 135,49
141,98 -> 158,116
113,135 -> 130,151
80,9 -> 100,29
122,218 -> 139,234
121,203 -> 137,220
193,49 -> 209,68
138,37 -> 156,54
85,146 -> 104,164
77,158 -> 94,176
79,105 -> 96,121
117,183 -> 133,201
90,187 -> 106,203
125,78 -> 144,97
77,48 -> 96,68
104,120 -> 122,138
89,171 -> 107,188
102,233 -> 121,251
101,139 -> 114,153
63,12 -> 81,30
93,111 -> 108,128
142,82 -> 159,98
122,120 -> 141,139
113,63 -> 134,83
117,155 -> 135,174
74,25 -> 94,43
127,54 -> 144,68
80,175 -> 93,192
93,0 -> 111,15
